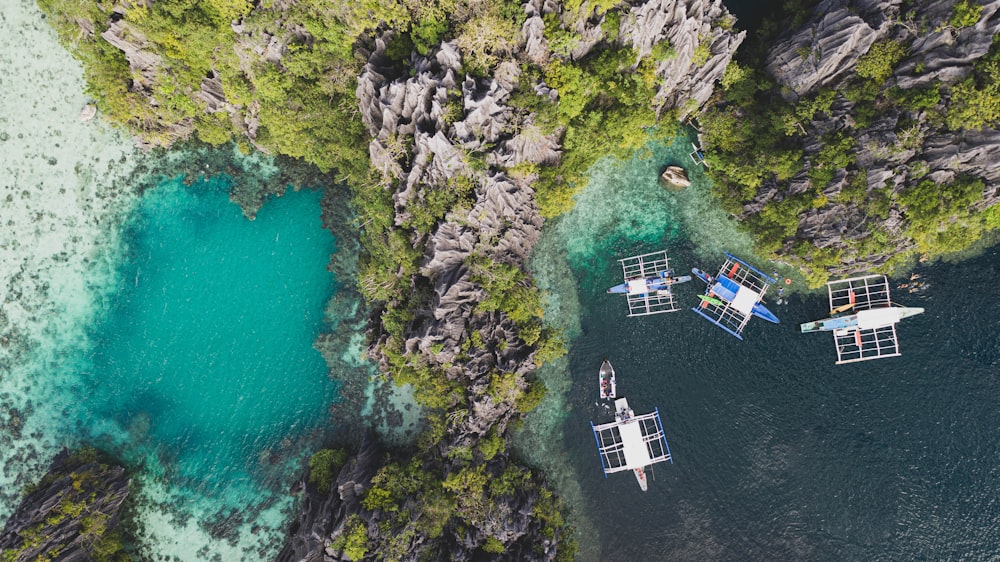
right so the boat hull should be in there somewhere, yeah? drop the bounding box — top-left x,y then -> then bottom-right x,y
800,314 -> 859,333
634,467 -> 648,492
800,306 -> 925,333
751,302 -> 780,324
607,273 -> 692,294
599,359 -> 616,400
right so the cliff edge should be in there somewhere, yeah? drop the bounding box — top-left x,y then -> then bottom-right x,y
0,449 -> 130,562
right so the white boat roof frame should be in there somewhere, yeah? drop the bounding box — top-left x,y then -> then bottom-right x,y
618,250 -> 680,316
691,253 -> 775,339
826,274 -> 903,364
827,274 -> 892,313
591,408 -> 673,475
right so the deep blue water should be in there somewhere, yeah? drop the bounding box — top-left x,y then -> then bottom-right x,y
529,133 -> 1000,561
69,175 -> 340,544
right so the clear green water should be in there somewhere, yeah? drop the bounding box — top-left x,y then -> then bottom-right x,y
69,175 -> 339,556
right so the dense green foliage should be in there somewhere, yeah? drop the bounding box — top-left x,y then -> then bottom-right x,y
946,36 -> 1000,130
699,11 -> 999,285
36,0 -> 720,556
308,448 -> 349,494
517,46 -> 679,217
352,457 -> 575,560
949,0 -> 984,28
855,40 -> 907,85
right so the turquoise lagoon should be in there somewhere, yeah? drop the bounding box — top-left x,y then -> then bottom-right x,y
85,176 -> 342,557
1,167 -> 350,559
79,175 -> 338,489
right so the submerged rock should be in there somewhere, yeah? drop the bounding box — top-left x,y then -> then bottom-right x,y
659,165 -> 691,189
77,104 -> 97,122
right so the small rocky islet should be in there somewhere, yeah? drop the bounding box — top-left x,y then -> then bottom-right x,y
6,0 -> 1000,560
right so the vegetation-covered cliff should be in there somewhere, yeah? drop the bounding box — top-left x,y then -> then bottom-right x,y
700,0 -> 1000,284
29,0 -> 1000,558
0,448 -> 130,562
35,0 -> 741,559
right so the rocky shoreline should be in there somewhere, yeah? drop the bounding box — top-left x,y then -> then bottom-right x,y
0,449 -> 130,561
19,0 -> 1000,560
271,1 -> 742,559
708,0 -> 1000,277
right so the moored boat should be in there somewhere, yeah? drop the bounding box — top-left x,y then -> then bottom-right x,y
599,359 -> 616,400
614,398 -> 648,491
800,306 -> 925,333
803,274 -> 926,364
591,397 -> 673,492
609,250 -> 690,316
694,267 -> 780,324
606,270 -> 692,294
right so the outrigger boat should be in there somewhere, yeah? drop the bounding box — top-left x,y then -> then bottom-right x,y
599,359 -> 616,400
608,250 -> 691,316
692,267 -> 779,324
690,253 -> 779,339
590,397 -> 673,492
802,274 -> 925,364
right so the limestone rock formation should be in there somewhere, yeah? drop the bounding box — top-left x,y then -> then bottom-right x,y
280,0 -> 744,556
275,437 -> 383,562
766,0 -> 900,99
622,0 -> 746,116
739,0 -> 1000,274
0,449 -> 130,562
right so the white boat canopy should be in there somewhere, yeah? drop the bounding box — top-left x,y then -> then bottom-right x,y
856,307 -> 904,330
591,408 -> 672,475
730,285 -> 760,317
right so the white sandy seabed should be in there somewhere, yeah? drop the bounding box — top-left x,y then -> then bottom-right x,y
0,3 -> 299,560
0,0 -> 140,505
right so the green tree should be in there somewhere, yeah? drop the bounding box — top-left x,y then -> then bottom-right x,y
856,39 -> 907,84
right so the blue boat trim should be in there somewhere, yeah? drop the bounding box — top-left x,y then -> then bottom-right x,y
690,307 -> 745,340
724,252 -> 778,284
590,421 -> 608,478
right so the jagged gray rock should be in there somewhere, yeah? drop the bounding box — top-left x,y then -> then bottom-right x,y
0,450 -> 130,562
291,1 -> 741,557
275,437 -> 383,562
749,0 -> 1000,271
767,0 -> 900,99
622,0 -> 745,116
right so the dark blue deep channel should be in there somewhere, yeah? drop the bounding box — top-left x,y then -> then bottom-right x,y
526,134 -> 1000,561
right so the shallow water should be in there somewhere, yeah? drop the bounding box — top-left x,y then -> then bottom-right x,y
524,132 -> 1000,561
77,175 -> 338,488
2,169 -> 347,559
83,177 -> 342,558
